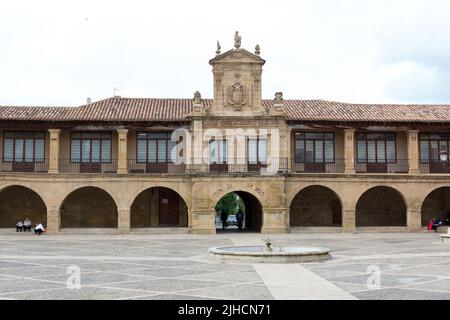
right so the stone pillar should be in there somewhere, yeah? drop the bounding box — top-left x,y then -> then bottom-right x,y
408,130 -> 420,175
342,208 -> 356,232
48,129 -> 61,174
118,208 -> 130,234
117,129 -> 128,174
46,208 -> 60,234
190,209 -> 216,234
407,208 -> 422,231
344,129 -> 356,174
261,208 -> 288,234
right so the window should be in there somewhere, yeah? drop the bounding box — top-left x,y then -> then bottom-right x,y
248,138 -> 267,164
294,132 -> 334,163
136,132 -> 177,163
420,133 -> 450,163
209,139 -> 227,164
3,131 -> 45,162
70,132 -> 111,163
357,133 -> 396,163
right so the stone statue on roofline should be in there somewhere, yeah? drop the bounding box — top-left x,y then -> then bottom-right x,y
216,41 -> 221,55
192,91 -> 205,117
270,91 -> 285,116
234,31 -> 241,50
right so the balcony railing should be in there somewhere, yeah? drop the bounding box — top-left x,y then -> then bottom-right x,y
355,159 -> 409,174
127,160 -> 186,174
420,161 -> 450,174
59,159 -> 118,174
0,159 -> 49,173
290,159 -> 345,173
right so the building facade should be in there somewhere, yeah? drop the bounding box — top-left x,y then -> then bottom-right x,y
1,34 -> 450,235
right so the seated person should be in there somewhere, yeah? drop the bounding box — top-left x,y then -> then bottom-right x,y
432,218 -> 442,232
23,218 -> 32,232
34,223 -> 45,235
16,220 -> 23,232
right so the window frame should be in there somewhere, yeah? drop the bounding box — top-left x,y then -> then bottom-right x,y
70,131 -> 112,164
136,131 -> 177,164
356,132 -> 397,164
3,131 -> 46,163
209,138 -> 228,164
293,131 -> 335,164
419,133 -> 450,164
247,137 -> 267,164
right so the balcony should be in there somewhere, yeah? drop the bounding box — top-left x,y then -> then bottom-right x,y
355,159 -> 409,174
420,161 -> 450,174
59,159 -> 118,174
127,160 -> 186,174
291,159 -> 345,173
0,159 -> 49,173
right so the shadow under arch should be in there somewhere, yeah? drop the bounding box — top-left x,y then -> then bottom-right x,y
130,186 -> 188,228
289,185 -> 342,227
215,191 -> 263,233
0,185 -> 47,228
421,187 -> 450,227
356,186 -> 407,227
60,186 -> 118,228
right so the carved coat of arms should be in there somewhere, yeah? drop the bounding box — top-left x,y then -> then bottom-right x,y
227,79 -> 246,111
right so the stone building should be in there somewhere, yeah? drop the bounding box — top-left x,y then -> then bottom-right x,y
1,33 -> 450,235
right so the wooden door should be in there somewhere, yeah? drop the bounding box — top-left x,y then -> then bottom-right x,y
158,188 -> 180,226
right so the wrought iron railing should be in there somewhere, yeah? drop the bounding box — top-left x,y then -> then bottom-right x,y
0,158 -> 49,173
59,159 -> 118,173
355,159 -> 410,174
290,159 -> 345,173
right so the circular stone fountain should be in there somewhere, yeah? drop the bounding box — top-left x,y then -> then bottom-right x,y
209,239 -> 331,263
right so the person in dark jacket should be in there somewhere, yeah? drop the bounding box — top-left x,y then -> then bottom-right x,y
220,210 -> 228,230
236,210 -> 244,231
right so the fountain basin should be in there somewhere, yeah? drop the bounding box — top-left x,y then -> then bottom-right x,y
208,245 -> 331,263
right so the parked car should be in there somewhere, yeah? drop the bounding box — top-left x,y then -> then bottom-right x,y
227,215 -> 237,226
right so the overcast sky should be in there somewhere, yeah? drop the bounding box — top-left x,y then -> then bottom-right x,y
1,0 -> 450,106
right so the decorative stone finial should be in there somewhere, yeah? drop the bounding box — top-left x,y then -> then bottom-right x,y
255,44 -> 260,55
216,41 -> 221,55
274,92 -> 283,104
234,31 -> 241,50
193,91 -> 203,105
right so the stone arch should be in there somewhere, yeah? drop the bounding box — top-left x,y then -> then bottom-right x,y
356,186 -> 407,227
289,185 -> 342,227
0,185 -> 47,228
214,190 -> 263,232
130,186 -> 188,228
420,187 -> 450,227
125,183 -> 191,211
59,186 -> 118,228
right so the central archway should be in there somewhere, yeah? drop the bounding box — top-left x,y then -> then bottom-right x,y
215,191 -> 263,232
60,187 -> 118,228
356,186 -> 406,227
131,187 -> 188,228
0,185 -> 47,228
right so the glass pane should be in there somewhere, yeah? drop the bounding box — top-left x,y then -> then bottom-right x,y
324,140 -> 334,162
3,139 -> 13,162
4,132 -> 14,139
35,132 -> 45,139
248,139 -> 257,163
258,140 -> 267,163
91,140 -> 100,163
420,141 -> 429,163
294,132 -> 304,139
440,141 -> 448,162
305,140 -> 314,162
71,140 -> 80,162
14,139 -> 23,162
220,140 -> 227,163
101,140 -> 111,162
81,140 -> 91,162
305,133 -> 323,140
35,139 -> 44,162
295,140 -> 304,162
367,140 -> 376,162
137,132 -> 148,139
315,140 -> 323,163
137,140 -> 147,162
24,139 -> 33,162
149,132 -> 169,139
386,140 -> 396,163
357,140 -> 366,162
158,140 -> 166,162
210,141 -> 218,163
148,140 -> 157,162
324,133 -> 334,140
377,140 -> 385,162
430,141 -> 439,161
168,140 -> 176,163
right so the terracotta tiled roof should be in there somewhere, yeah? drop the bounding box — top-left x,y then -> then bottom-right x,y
0,97 -> 450,124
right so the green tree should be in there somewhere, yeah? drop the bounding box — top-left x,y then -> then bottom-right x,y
215,192 -> 245,216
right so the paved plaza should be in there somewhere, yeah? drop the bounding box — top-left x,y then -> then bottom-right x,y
0,232 -> 448,300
